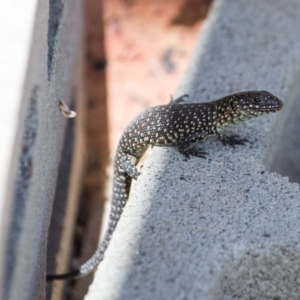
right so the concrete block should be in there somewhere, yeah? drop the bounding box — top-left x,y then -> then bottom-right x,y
85,0 -> 300,299
0,1 -> 81,299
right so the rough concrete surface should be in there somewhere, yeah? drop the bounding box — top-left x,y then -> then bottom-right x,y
0,1 -> 81,300
85,0 -> 300,299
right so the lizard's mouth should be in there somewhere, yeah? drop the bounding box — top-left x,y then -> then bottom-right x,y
247,105 -> 283,117
253,100 -> 283,114
267,98 -> 284,111
261,107 -> 282,113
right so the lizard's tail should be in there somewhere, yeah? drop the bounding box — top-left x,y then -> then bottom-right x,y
47,167 -> 132,280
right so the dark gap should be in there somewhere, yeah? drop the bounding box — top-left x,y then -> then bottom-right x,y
4,86 -> 39,299
264,77 -> 300,183
48,0 -> 64,80
46,98 -> 76,300
64,0 -> 109,298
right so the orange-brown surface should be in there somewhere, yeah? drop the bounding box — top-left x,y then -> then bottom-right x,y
103,0 -> 211,151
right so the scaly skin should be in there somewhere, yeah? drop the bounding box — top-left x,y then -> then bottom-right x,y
47,91 -> 283,280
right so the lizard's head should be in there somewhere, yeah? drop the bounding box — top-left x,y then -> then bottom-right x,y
229,91 -> 283,118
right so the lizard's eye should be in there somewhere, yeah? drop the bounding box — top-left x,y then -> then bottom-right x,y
253,97 -> 263,103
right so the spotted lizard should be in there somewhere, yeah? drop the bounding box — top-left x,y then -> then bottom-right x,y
47,91 -> 283,280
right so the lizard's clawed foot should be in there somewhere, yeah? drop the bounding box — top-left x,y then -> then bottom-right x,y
180,147 -> 207,159
219,135 -> 248,148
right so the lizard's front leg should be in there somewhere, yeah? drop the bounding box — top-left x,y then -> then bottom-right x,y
178,131 -> 208,158
218,134 -> 248,148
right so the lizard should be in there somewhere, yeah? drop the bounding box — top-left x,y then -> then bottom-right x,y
47,90 -> 283,280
